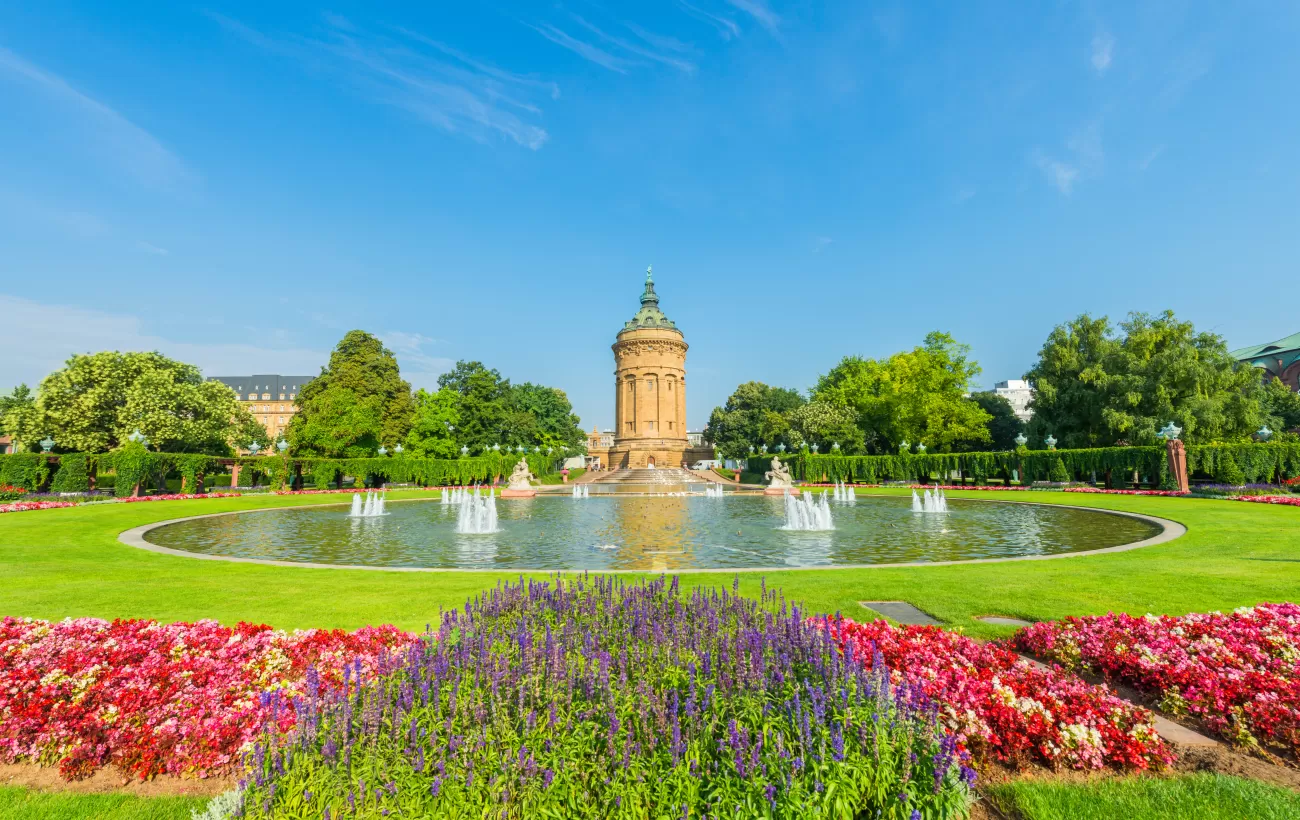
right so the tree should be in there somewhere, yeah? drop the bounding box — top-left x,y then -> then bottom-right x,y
435,361 -> 511,453
1022,315 -> 1118,448
1026,311 -> 1264,446
120,369 -> 259,453
403,388 -> 461,458
287,331 -> 416,458
35,352 -> 251,453
703,382 -> 806,459
0,384 -> 41,452
788,400 -> 865,453
813,332 -> 992,453
1262,376 -> 1300,432
509,383 -> 585,452
969,392 -> 1025,451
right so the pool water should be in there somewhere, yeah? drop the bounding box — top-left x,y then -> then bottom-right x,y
143,494 -> 1162,571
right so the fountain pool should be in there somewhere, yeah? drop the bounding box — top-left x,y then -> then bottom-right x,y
142,495 -> 1163,571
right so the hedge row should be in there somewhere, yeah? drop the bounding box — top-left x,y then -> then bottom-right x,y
745,442 -> 1300,488
0,450 -> 559,495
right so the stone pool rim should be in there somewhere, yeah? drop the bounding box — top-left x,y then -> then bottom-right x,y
117,495 -> 1187,574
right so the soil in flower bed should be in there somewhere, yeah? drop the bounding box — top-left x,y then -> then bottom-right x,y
0,761 -> 233,798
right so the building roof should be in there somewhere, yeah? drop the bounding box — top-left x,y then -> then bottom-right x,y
1231,332 -> 1300,361
207,375 -> 315,399
619,266 -> 680,336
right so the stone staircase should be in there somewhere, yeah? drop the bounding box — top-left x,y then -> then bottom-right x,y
591,467 -> 707,486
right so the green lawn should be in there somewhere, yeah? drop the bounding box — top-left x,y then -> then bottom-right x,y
986,773 -> 1300,820
0,487 -> 1296,638
0,786 -> 206,820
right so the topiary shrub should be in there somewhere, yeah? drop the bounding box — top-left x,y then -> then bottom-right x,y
1049,456 -> 1071,483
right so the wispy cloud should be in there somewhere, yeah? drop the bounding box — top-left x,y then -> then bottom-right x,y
1091,32 -> 1114,73
725,0 -> 780,35
570,14 -> 696,73
1138,144 -> 1165,171
677,1 -> 741,40
381,330 -> 453,390
951,186 -> 977,205
812,236 -> 833,253
207,11 -> 553,149
527,22 -> 633,74
0,47 -> 191,189
0,294 -> 328,391
136,240 -> 169,255
1034,121 -> 1104,196
1034,155 -> 1080,195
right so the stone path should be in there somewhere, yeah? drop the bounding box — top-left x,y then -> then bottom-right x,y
975,616 -> 1034,627
859,601 -> 941,625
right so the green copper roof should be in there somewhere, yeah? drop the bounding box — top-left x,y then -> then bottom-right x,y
1231,331 -> 1300,361
620,266 -> 680,335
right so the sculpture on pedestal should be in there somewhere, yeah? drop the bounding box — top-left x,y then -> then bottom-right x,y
764,455 -> 795,494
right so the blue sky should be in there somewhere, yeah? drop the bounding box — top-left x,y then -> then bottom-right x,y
3,1 -> 1298,431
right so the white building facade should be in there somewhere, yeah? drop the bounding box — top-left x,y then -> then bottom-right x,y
994,379 -> 1035,422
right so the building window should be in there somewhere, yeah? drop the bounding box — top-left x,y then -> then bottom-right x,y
278,416 -> 285,424
289,394 -> 295,400
646,379 -> 654,390
279,394 -> 285,400
668,381 -> 673,391
645,421 -> 655,432
262,393 -> 270,400
626,421 -> 634,432
279,405 -> 284,412
668,421 -> 674,430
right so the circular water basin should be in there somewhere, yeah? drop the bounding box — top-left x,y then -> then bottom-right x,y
141,494 -> 1163,571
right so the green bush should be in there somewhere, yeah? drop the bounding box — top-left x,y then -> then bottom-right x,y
49,454 -> 89,493
1214,451 -> 1246,485
1049,456 -> 1071,483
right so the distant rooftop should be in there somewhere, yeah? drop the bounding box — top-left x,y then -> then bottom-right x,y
208,375 -> 315,396
1231,331 -> 1300,361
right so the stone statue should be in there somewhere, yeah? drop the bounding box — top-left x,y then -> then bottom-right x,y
507,458 -> 536,491
764,455 -> 794,489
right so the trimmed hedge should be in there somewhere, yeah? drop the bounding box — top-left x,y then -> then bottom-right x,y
49,454 -> 89,493
747,442 -> 1300,488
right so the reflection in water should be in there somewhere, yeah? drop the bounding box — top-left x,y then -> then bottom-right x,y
146,496 -> 1160,571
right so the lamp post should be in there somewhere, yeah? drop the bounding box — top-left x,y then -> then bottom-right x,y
900,440 -> 910,454
460,445 -> 469,457
39,437 -> 55,453
276,439 -> 288,453
1044,435 -> 1057,451
810,443 -> 819,453
831,442 -> 840,452
776,443 -> 786,453
917,442 -> 926,454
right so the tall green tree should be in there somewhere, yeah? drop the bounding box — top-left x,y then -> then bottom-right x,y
287,331 -> 416,457
1262,376 -> 1300,432
788,400 -> 865,453
1026,311 -> 1264,446
403,388 -> 461,458
509,383 -> 585,452
968,392 -> 1025,451
120,369 -> 260,453
0,384 -> 41,452
703,382 -> 806,459
813,332 -> 992,453
435,361 -> 511,452
1021,315 -> 1118,448
37,351 -> 249,453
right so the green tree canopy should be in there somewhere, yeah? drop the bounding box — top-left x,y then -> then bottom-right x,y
788,400 -> 865,454
287,330 -> 416,458
703,382 -> 806,459
403,388 -> 461,459
1262,376 -> 1300,433
968,392 -> 1025,452
812,332 -> 992,453
1026,311 -> 1265,446
36,351 -> 251,454
0,384 -> 40,452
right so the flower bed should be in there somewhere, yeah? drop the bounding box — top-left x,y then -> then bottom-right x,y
1016,604 -> 1300,755
0,617 -> 413,780
0,501 -> 78,514
909,484 -> 1032,491
239,578 -> 976,819
0,484 -> 29,502
816,617 -> 1173,771
1227,495 -> 1300,507
1063,488 -> 1190,497
118,492 -> 243,503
